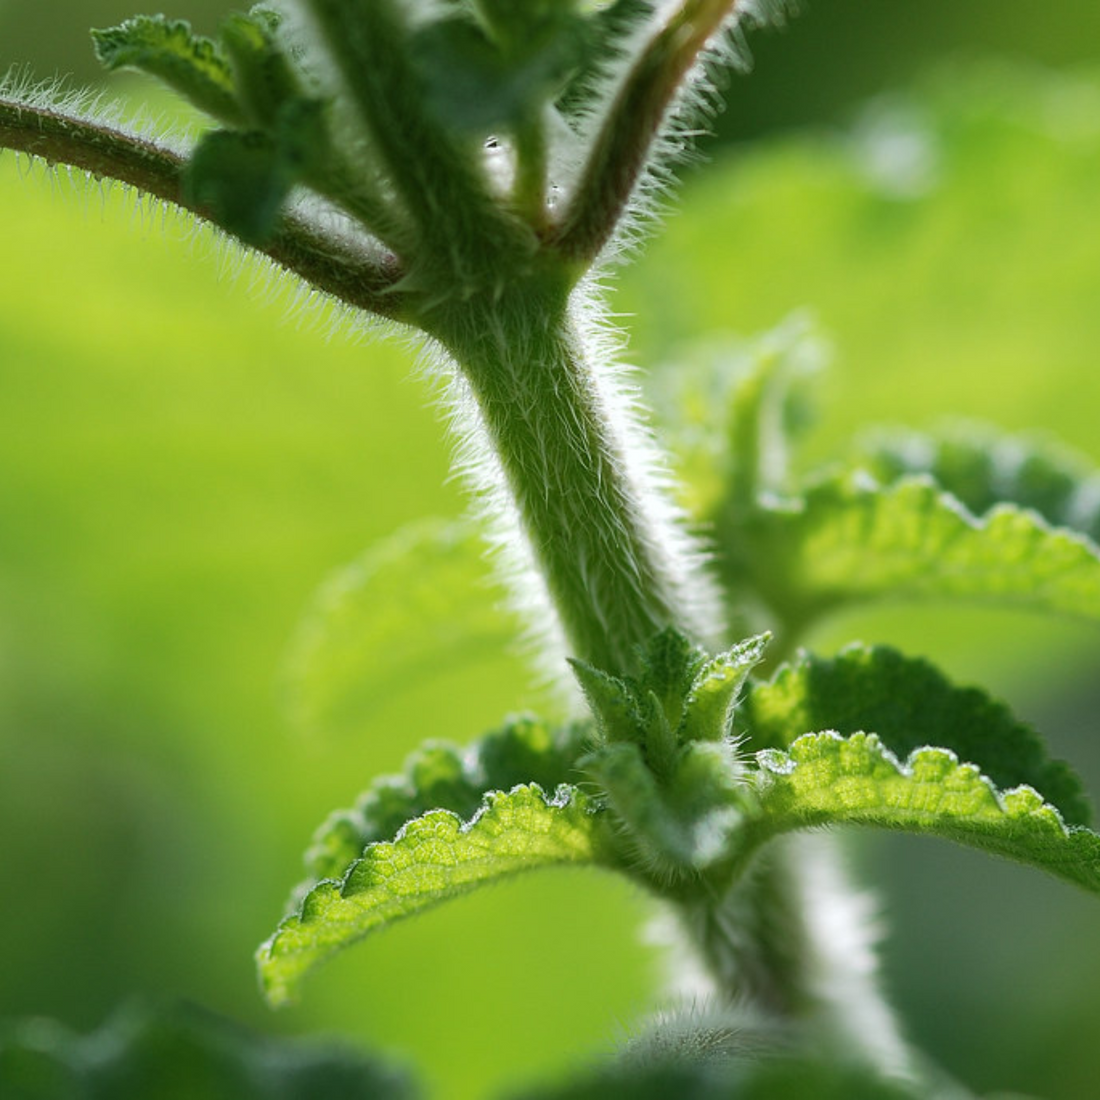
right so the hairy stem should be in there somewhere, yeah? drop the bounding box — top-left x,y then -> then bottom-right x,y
0,93 -> 409,320
552,0 -> 744,262
417,273 -> 716,676
514,116 -> 549,232
306,0 -> 530,284
681,837 -> 911,1075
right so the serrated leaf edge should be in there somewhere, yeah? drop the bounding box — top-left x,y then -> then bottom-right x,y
258,782 -> 603,1006
752,731 -> 1100,890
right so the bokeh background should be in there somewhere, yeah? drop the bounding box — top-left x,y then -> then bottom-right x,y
2,3 -> 1100,1098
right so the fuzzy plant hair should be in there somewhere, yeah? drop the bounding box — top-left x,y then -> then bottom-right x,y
0,0 -> 796,681
1,0 -> 925,1088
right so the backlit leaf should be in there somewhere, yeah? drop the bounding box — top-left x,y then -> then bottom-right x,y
858,424 -> 1100,544
737,645 -> 1089,825
287,519 -> 521,743
303,716 -> 591,883
92,15 -> 245,126
751,732 -> 1100,894
258,784 -> 604,1006
727,471 -> 1100,632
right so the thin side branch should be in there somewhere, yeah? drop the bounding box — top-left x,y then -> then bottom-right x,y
550,0 -> 742,263
0,94 -> 410,321
307,0 -> 529,285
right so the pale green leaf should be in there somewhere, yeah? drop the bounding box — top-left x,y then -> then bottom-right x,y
752,732 -> 1100,893
858,424 -> 1100,544
729,471 -> 1100,631
0,1002 -> 418,1099
258,784 -> 604,1006
287,519 -> 520,741
737,644 -> 1089,825
645,317 -> 827,521
303,716 -> 591,882
681,633 -> 770,744
92,16 -> 245,126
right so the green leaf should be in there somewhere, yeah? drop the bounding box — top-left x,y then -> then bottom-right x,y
258,784 -> 604,1006
752,732 -> 1100,894
636,628 -> 707,726
303,716 -> 591,882
220,10 -> 301,131
738,644 -> 1089,825
287,519 -> 521,742
570,629 -> 768,798
182,128 -> 292,246
730,470 -> 1100,632
555,1 -> 656,119
680,633 -> 770,744
858,424 -> 1100,545
568,657 -> 641,744
0,1001 -> 418,1100
92,16 -> 245,126
410,12 -> 585,134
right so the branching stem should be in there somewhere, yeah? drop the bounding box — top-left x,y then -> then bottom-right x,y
418,275 -> 708,676
552,0 -> 744,262
0,93 -> 410,320
307,0 -> 531,285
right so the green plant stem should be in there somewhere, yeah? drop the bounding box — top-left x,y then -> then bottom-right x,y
307,0 -> 529,282
552,0 -> 743,262
417,274 -> 707,677
418,268 -> 903,1071
0,93 -> 409,320
514,116 -> 549,232
682,837 -> 910,1074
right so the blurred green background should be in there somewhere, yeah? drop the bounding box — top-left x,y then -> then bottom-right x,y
2,3 -> 1100,1099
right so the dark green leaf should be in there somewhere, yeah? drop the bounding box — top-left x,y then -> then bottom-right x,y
303,716 -> 591,884
0,1002 -> 417,1100
410,13 -> 585,133
737,645 -> 1089,825
510,1050 -> 920,1100
182,129 -> 291,246
92,16 -> 245,126
555,1 -> 658,119
220,10 -> 317,134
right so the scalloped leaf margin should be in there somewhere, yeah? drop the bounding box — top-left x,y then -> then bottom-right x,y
732,471 -> 1100,630
258,783 -> 604,1006
751,732 -> 1100,894
736,644 -> 1090,826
